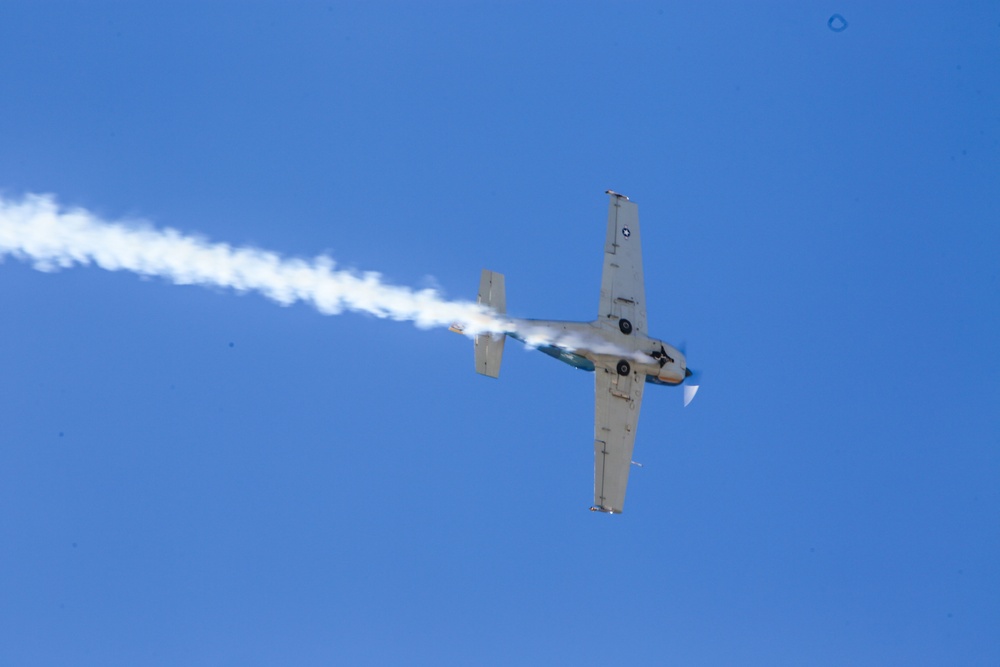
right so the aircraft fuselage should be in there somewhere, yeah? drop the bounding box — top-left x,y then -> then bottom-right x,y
506,318 -> 688,386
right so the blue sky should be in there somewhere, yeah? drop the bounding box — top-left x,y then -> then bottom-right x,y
1,2 -> 998,665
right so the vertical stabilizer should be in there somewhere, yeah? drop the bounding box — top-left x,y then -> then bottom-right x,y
475,270 -> 506,378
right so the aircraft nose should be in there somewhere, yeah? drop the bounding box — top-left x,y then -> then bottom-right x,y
685,367 -> 693,378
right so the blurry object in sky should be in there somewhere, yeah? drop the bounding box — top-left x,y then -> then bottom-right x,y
457,192 -> 699,514
828,14 -> 848,32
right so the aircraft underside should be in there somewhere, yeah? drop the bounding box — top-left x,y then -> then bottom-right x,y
460,191 -> 698,513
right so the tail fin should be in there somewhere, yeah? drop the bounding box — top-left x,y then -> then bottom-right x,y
475,269 -> 506,378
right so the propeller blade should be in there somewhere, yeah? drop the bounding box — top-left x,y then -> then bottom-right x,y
683,365 -> 702,407
683,383 -> 700,407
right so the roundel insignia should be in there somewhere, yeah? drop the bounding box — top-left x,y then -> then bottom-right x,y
622,227 -> 631,238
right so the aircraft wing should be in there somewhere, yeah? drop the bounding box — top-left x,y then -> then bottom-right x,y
598,192 -> 647,334
593,360 -> 645,513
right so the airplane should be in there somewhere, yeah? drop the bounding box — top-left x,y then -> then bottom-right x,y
452,191 -> 699,514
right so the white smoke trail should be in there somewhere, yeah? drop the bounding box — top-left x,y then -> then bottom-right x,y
0,193 -> 652,362
0,193 -> 507,334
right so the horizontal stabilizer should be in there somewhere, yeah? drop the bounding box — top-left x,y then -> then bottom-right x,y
475,269 -> 506,378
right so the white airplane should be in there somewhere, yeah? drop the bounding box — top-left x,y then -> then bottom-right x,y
455,191 -> 698,514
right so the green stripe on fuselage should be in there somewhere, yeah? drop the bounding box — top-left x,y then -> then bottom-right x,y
534,343 -> 595,371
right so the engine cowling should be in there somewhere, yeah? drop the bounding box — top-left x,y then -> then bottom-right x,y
653,342 -> 687,384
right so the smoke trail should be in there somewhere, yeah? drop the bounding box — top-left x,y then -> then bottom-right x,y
0,193 -> 652,362
0,193 -> 507,334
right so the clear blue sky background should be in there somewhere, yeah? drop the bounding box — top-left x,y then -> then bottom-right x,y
1,3 -> 997,665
